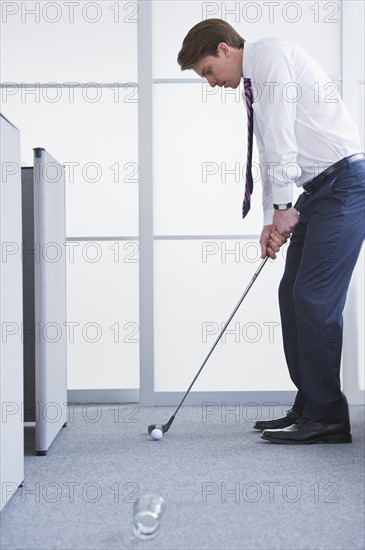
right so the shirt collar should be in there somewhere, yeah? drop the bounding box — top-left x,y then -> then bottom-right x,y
243,41 -> 253,79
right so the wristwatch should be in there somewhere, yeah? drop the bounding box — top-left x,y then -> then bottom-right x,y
273,202 -> 292,211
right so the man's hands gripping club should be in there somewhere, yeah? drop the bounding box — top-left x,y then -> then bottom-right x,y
260,208 -> 300,259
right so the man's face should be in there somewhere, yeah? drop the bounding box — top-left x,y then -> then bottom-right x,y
192,43 -> 242,89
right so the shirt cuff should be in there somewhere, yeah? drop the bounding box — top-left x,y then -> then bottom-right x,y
271,183 -> 294,206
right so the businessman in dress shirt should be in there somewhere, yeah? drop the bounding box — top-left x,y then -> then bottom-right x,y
177,19 -> 365,444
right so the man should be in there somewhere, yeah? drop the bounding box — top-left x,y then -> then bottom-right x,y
177,19 -> 365,444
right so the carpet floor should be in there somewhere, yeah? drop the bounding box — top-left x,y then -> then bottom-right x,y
1,404 -> 364,550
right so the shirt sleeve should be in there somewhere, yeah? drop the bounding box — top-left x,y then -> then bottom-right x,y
254,125 -> 274,226
252,45 -> 302,211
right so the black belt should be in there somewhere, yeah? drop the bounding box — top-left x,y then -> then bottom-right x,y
302,153 -> 365,195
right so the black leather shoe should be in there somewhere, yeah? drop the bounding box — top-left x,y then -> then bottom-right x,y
261,418 -> 352,444
254,409 -> 300,431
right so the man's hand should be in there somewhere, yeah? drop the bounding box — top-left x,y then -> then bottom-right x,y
260,225 -> 277,259
262,207 -> 299,259
268,228 -> 288,258
273,207 -> 299,235
260,208 -> 299,260
260,225 -> 288,259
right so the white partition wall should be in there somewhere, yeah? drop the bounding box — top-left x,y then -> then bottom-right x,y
152,1 -> 342,80
154,241 -> 291,395
1,1 -> 140,401
1,1 -> 138,83
33,149 -> 67,453
0,1 -> 363,407
341,0 -> 365,404
22,149 -> 68,454
0,114 -> 24,511
141,0 -> 364,405
66,241 -> 139,391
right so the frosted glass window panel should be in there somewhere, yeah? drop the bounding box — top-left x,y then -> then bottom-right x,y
154,83 -> 267,235
1,87 -> 138,236
154,240 -> 295,392
153,0 -> 342,79
66,241 -> 139,389
1,1 -> 138,82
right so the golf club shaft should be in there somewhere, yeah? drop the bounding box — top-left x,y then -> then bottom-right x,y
158,194 -> 307,432
172,256 -> 269,418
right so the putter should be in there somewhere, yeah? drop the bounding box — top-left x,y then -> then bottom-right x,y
147,194 -> 307,434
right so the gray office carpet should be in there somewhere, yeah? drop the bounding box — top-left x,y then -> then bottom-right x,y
1,404 -> 364,550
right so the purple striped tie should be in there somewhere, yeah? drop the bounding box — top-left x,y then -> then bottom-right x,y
242,78 -> 254,218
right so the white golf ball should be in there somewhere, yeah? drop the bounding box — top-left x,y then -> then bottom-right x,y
151,428 -> 163,440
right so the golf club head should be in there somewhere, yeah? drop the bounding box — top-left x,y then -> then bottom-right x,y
147,423 -> 159,434
147,415 -> 175,434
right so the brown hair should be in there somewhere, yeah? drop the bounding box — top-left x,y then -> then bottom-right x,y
177,19 -> 245,71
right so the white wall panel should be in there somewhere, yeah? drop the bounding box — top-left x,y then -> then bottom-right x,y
1,88 -> 138,236
341,0 -> 365,404
1,1 -> 138,82
357,248 -> 364,391
357,0 -> 364,149
32,149 -> 68,453
154,83 -> 266,235
66,241 -> 139,389
153,0 -> 342,79
152,1 -> 343,397
0,115 -> 24,509
359,84 -> 365,149
154,239 -> 295,392
154,83 -> 303,236
358,0 -> 364,81
1,0 -> 360,402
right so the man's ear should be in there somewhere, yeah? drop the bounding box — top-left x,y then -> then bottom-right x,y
217,42 -> 230,57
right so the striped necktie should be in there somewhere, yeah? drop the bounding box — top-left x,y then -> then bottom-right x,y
242,78 -> 254,218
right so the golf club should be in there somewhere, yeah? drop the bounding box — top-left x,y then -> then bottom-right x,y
147,194 -> 308,434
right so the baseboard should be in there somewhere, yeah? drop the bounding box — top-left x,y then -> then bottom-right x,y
68,389 -> 139,403
68,389 -> 297,406
153,391 -> 297,407
67,389 -> 365,406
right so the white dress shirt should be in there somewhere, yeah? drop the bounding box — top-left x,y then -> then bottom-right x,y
243,38 -> 362,225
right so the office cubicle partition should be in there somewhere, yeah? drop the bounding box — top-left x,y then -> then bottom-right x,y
0,114 -> 24,511
22,148 -> 67,455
